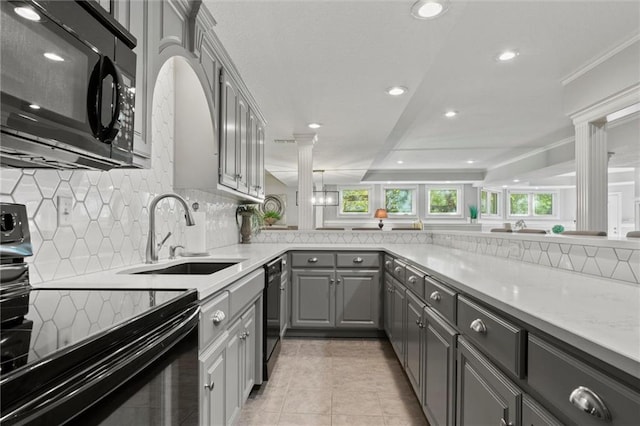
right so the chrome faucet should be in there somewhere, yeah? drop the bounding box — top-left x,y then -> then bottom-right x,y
514,219 -> 527,230
145,193 -> 195,264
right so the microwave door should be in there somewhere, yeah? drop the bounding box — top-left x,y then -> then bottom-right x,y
0,1 -> 110,158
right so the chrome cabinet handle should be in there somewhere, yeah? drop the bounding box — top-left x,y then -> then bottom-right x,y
385,260 -> 392,267
415,319 -> 425,328
245,331 -> 250,337
416,319 -> 421,325
330,278 -> 335,284
336,278 -> 341,284
212,310 -> 226,325
308,257 -> 318,263
569,386 -> 612,421
204,381 -> 215,390
430,291 -> 441,301
240,332 -> 247,340
353,257 -> 364,264
470,319 -> 487,334
499,419 -> 513,426
394,266 -> 402,274
408,276 -> 417,284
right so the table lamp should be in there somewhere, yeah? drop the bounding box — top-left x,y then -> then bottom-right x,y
374,209 -> 388,230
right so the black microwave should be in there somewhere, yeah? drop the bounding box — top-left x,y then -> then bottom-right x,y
0,0 -> 137,170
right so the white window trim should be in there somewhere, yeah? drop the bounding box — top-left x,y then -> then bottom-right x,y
425,185 -> 464,217
480,188 -> 502,218
338,186 -> 373,217
507,190 -> 559,219
382,185 -> 418,217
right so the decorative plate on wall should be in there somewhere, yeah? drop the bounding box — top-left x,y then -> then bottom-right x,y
261,194 -> 286,223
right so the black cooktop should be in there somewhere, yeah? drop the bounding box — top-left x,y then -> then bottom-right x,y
0,287 -> 192,377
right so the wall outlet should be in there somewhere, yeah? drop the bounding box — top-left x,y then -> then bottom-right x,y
57,196 -> 73,227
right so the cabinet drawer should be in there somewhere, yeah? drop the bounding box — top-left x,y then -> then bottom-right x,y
424,276 -> 456,325
384,254 -> 395,272
228,269 -> 264,316
392,259 -> 406,282
404,265 -> 425,299
337,252 -> 380,268
200,291 -> 230,349
457,295 -> 525,378
528,335 -> 640,426
291,252 -> 335,268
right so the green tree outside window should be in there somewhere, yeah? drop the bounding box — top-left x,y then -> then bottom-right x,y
341,189 -> 369,213
429,189 -> 458,214
385,189 -> 413,214
534,193 -> 553,215
510,193 -> 529,215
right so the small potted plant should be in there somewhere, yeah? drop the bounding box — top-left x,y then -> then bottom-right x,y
262,210 -> 281,226
552,224 -> 565,234
236,204 -> 263,243
468,205 -> 478,223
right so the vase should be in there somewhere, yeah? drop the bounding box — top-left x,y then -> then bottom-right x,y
240,211 -> 253,243
264,217 -> 277,226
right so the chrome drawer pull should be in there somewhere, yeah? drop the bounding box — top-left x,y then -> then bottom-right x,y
394,266 -> 402,274
308,257 -> 319,263
569,386 -> 612,421
499,418 -> 513,426
416,319 -> 421,325
212,310 -> 226,325
408,276 -> 417,284
385,260 -> 392,267
470,319 -> 487,334
353,257 -> 364,264
204,381 -> 215,390
430,291 -> 441,301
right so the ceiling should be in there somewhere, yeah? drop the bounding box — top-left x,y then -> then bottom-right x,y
204,0 -> 640,187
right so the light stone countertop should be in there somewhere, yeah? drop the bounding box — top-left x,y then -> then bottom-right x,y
38,243 -> 640,380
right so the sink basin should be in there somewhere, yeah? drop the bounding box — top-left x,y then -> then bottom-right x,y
132,262 -> 238,275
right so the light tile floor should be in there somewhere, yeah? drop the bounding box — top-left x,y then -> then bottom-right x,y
237,338 -> 430,426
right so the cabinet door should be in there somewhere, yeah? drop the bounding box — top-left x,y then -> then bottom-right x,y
241,305 -> 256,401
248,110 -> 259,197
457,337 -> 521,426
291,269 -> 335,328
225,319 -> 243,426
391,280 -> 406,363
220,70 -> 239,188
236,94 -> 249,193
405,291 -> 424,397
384,273 -> 394,339
280,271 -> 289,337
200,333 -> 227,426
335,270 -> 381,329
423,307 -> 458,426
522,395 -> 563,426
255,120 -> 265,199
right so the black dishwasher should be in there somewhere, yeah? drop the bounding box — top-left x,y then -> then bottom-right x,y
263,258 -> 282,380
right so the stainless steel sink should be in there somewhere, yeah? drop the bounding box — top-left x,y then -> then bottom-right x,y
132,262 -> 238,275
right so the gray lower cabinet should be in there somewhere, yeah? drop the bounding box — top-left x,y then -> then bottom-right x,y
291,269 -> 335,328
405,290 -> 425,396
522,395 -> 563,426
457,337 -> 521,426
280,267 -> 289,337
241,305 -> 256,401
391,278 -> 406,363
423,307 -> 458,426
335,270 -> 381,328
225,318 -> 243,426
383,273 -> 394,339
200,333 -> 226,426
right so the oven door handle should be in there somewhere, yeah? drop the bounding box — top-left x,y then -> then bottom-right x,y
87,56 -> 123,143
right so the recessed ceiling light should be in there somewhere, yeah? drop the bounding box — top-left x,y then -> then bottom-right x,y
397,160 -> 404,164
44,52 -> 64,62
466,160 -> 474,164
308,123 -> 322,129
411,0 -> 449,19
513,179 -> 520,183
14,6 -> 41,21
29,104 -> 41,110
497,50 -> 519,62
386,86 -> 408,96
502,185 -> 508,188
445,110 -> 457,118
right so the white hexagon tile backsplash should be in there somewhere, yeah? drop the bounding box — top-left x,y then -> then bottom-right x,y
0,59 -> 240,284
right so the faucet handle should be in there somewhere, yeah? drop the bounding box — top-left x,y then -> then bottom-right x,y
158,232 -> 172,251
169,245 -> 184,260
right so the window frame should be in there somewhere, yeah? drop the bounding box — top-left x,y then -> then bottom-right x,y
480,188 -> 501,218
337,186 -> 373,217
507,190 -> 559,219
382,185 -> 418,217
425,185 -> 464,218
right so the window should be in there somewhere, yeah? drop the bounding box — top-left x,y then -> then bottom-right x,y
426,186 -> 462,216
508,191 -> 556,218
384,186 -> 417,215
480,189 -> 500,216
339,187 -> 371,215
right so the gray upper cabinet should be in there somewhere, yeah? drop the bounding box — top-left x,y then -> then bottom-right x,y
335,269 -> 381,329
291,269 -> 335,328
236,93 -> 250,193
457,337 -> 521,426
248,110 -> 265,199
220,69 -> 239,188
423,307 -> 458,426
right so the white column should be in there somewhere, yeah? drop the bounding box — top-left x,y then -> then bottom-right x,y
634,167 -> 640,230
575,120 -> 608,232
295,133 -> 317,230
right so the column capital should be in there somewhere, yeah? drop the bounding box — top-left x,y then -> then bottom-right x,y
294,133 -> 317,146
